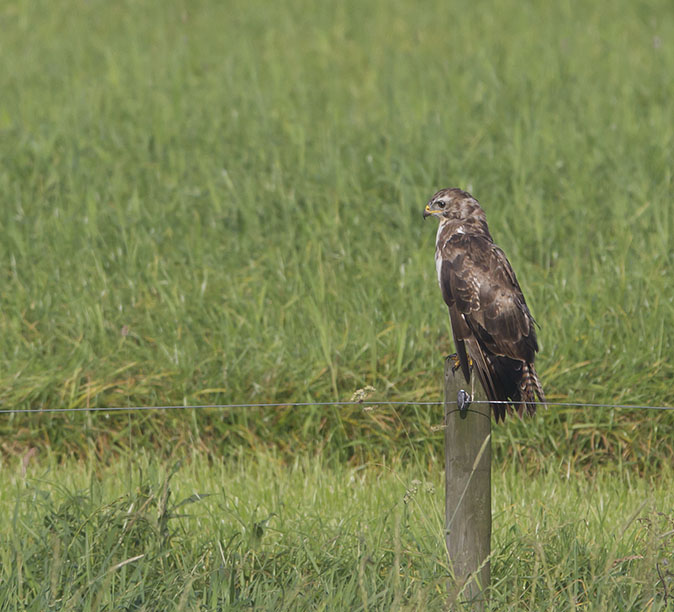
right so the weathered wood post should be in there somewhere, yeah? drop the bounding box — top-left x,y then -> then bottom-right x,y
444,360 -> 491,608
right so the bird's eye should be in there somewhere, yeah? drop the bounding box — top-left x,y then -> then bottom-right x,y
438,201 -> 446,208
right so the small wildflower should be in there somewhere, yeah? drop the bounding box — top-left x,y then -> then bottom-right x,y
350,386 -> 376,403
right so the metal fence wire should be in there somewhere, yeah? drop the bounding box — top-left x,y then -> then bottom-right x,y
0,399 -> 673,415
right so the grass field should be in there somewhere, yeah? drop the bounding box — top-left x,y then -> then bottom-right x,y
1,0 -> 673,608
3,453 -> 674,610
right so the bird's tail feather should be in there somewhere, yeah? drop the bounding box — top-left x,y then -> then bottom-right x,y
471,353 -> 545,422
469,347 -> 508,422
519,362 -> 546,416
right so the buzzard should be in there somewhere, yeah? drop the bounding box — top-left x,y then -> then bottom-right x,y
423,188 -> 546,422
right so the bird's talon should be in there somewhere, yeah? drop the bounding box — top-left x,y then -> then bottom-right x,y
445,353 -> 461,373
445,353 -> 473,373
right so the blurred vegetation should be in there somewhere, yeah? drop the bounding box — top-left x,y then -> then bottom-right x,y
2,452 -> 672,610
1,1 -> 674,607
0,0 -> 673,468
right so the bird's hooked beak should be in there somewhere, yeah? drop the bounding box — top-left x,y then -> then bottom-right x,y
423,204 -> 435,219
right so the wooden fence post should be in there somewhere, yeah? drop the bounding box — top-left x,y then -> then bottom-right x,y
444,360 -> 491,608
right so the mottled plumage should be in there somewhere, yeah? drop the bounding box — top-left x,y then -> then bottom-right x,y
423,188 -> 546,422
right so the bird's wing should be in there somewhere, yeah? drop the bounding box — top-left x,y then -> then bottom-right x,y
438,233 -> 538,365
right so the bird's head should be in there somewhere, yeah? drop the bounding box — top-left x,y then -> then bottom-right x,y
423,188 -> 478,221
423,187 -> 492,238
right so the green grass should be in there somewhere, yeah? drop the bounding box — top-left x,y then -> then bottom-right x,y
1,0 -> 674,608
0,0 -> 673,461
2,452 -> 672,610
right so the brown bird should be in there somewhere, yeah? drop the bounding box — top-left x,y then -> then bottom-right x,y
423,188 -> 546,422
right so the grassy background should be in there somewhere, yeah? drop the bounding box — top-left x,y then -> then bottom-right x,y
3,453 -> 673,610
1,0 -> 674,461
1,0 -> 673,608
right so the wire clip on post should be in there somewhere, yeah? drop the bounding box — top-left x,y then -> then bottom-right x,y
457,389 -> 472,419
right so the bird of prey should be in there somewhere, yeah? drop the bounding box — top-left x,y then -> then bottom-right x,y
423,188 -> 546,422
